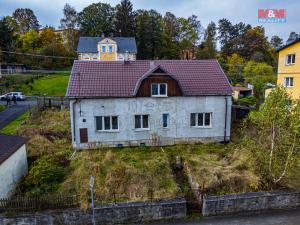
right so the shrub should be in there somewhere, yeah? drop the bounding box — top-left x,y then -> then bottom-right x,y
24,155 -> 66,194
239,96 -> 257,106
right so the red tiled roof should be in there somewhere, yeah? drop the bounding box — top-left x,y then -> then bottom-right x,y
66,60 -> 232,98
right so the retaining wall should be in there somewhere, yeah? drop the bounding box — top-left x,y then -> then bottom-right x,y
203,190 -> 300,216
0,198 -> 186,225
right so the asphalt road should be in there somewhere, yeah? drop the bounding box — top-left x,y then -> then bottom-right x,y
0,100 -> 37,129
140,209 -> 300,225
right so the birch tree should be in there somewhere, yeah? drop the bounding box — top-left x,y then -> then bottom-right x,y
243,87 -> 300,187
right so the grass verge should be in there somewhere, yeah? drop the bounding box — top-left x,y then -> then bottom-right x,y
0,111 -> 30,134
0,105 -> 6,112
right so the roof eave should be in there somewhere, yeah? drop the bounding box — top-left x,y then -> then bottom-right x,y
276,39 -> 300,52
66,93 -> 233,99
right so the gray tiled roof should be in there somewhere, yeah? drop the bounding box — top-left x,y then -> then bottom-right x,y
0,134 -> 27,165
277,38 -> 300,52
77,37 -> 137,53
66,60 -> 233,98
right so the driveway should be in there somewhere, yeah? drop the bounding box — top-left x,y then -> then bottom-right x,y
0,100 -> 37,129
141,209 -> 300,225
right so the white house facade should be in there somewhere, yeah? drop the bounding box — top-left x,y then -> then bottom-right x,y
66,60 -> 233,149
0,134 -> 28,198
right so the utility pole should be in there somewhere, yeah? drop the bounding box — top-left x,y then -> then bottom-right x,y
89,176 -> 96,225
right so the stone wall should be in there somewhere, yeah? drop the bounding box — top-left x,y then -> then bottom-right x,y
0,198 -> 186,225
203,190 -> 300,216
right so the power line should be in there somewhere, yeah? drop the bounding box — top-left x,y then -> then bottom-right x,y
0,50 -> 76,59
0,50 -> 282,69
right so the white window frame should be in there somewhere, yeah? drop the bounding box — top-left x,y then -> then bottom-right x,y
134,114 -> 150,130
286,54 -> 296,65
151,83 -> 168,97
284,77 -> 294,87
95,116 -> 119,132
190,113 -> 212,128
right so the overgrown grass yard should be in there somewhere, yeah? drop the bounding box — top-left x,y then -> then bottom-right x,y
13,109 -> 179,207
165,144 -> 260,195
11,109 -> 300,208
60,148 -> 179,207
20,74 -> 69,96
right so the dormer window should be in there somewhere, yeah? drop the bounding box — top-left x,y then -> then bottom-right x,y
151,83 -> 167,97
109,45 -> 113,53
102,46 -> 106,53
286,54 -> 295,65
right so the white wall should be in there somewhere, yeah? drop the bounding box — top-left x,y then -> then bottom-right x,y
70,96 -> 232,149
0,145 -> 28,198
117,53 -> 136,61
78,53 -> 99,60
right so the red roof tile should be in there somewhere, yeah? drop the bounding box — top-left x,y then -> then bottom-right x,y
66,60 -> 232,97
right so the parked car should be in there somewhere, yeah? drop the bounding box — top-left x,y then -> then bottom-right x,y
0,92 -> 26,101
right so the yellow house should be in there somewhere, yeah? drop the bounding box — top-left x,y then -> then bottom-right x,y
77,36 -> 137,61
277,33 -> 300,99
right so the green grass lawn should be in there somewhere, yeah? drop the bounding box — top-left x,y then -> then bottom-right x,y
20,74 -> 69,96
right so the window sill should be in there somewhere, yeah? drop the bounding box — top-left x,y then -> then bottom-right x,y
191,126 -> 212,129
285,63 -> 295,66
151,95 -> 168,98
285,86 -> 294,88
96,130 -> 120,133
134,128 -> 150,132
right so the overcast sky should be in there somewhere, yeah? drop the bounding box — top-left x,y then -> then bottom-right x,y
0,0 -> 299,42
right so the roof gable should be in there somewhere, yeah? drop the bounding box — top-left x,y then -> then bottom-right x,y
99,38 -> 117,44
133,65 -> 181,96
66,60 -> 233,98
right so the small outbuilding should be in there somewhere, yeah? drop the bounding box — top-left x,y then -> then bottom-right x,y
232,86 -> 253,101
0,134 -> 28,198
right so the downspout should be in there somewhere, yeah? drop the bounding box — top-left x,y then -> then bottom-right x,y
224,97 -> 228,142
72,99 -> 78,143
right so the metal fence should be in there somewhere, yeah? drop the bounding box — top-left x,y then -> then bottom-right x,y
0,195 -> 78,212
37,96 -> 69,110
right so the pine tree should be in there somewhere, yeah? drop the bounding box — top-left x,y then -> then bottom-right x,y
114,0 -> 135,37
